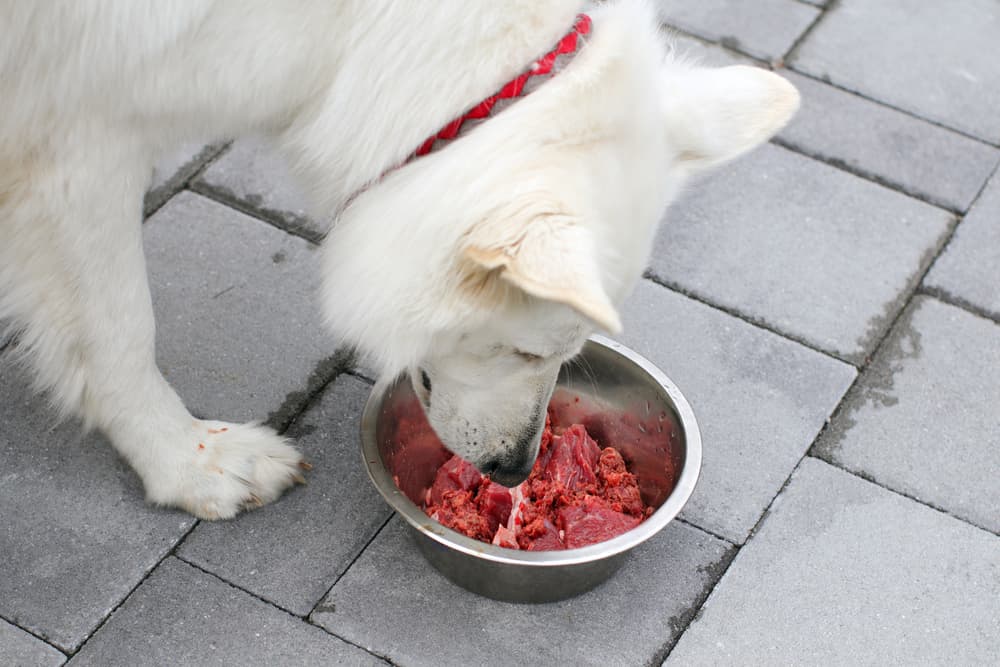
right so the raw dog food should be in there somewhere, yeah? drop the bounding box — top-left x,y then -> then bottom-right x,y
421,416 -> 653,550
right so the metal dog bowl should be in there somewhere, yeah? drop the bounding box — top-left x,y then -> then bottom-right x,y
359,335 -> 701,603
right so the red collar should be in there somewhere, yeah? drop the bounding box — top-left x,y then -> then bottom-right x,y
345,14 -> 591,208
411,13 -> 592,159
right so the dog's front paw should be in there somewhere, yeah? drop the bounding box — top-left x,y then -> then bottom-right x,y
145,421 -> 308,520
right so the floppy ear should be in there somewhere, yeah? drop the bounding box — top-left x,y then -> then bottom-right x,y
666,65 -> 800,172
462,213 -> 622,333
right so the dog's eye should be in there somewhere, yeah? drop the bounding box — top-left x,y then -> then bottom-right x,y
514,350 -> 544,363
420,369 -> 432,392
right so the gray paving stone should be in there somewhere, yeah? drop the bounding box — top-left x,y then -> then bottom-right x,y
791,0 -> 1000,144
346,363 -> 378,384
0,361 -> 195,652
619,280 -> 854,543
925,168 -> 1000,319
666,29 -> 756,68
313,517 -> 731,667
194,138 -> 325,241
68,557 -> 383,666
178,375 -> 392,616
649,143 -> 954,364
777,71 -> 1000,212
144,143 -> 221,216
666,458 -> 1000,664
815,296 -> 1000,534
655,0 -> 819,61
0,620 -> 64,667
145,191 -> 338,424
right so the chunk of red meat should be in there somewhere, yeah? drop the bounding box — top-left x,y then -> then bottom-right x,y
475,481 -> 513,534
518,516 -> 565,551
558,497 -> 642,549
543,424 -> 601,493
426,455 -> 482,506
596,447 -> 646,516
430,489 -> 494,542
583,410 -> 678,507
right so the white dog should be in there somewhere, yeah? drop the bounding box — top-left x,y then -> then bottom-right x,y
0,1 -> 798,519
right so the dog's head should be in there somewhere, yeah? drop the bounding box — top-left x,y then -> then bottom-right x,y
321,4 -> 798,485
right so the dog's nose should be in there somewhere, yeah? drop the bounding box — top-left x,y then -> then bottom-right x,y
485,460 -> 533,488
479,421 -> 543,486
485,423 -> 544,486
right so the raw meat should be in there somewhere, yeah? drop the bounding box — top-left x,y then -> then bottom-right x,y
424,457 -> 512,542
559,497 -> 642,549
420,415 -> 654,550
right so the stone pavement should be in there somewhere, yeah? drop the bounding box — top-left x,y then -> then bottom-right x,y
2,1 -> 999,664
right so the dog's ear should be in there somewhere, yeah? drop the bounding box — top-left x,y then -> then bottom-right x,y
667,65 -> 799,172
462,214 -> 622,333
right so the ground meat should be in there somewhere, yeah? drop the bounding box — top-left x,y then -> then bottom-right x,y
419,414 -> 654,550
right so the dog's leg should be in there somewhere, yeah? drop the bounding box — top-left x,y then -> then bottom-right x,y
0,135 -> 303,519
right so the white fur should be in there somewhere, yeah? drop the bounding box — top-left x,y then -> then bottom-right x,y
0,1 -> 798,514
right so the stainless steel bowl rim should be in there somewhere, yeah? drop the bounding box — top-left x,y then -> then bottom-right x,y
359,334 -> 702,568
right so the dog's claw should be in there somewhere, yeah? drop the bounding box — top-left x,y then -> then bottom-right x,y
244,493 -> 264,509
292,472 -> 307,486
298,460 -> 313,471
